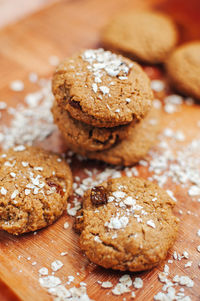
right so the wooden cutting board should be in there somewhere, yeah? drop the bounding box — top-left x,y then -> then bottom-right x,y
0,0 -> 200,300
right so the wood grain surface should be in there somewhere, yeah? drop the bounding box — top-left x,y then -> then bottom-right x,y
0,0 -> 200,300
0,0 -> 60,28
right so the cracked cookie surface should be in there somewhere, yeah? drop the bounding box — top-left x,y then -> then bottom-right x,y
52,101 -> 132,152
0,146 -> 72,235
52,48 -> 153,128
102,11 -> 178,64
77,177 -> 179,272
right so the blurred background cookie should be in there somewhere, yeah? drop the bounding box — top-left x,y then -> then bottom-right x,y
102,11 -> 178,64
166,41 -> 200,100
0,146 -> 72,235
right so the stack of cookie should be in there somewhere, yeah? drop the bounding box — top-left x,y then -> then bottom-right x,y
52,48 -> 161,166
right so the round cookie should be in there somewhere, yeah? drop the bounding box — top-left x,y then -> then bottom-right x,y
78,177 -> 179,272
166,42 -> 200,100
0,146 -> 73,235
52,101 -> 133,152
102,11 -> 178,64
69,102 -> 161,166
52,48 -> 153,128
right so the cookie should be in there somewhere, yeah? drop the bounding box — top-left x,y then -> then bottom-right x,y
0,146 -> 73,235
52,101 -> 133,152
52,48 -> 153,128
102,11 -> 178,64
166,42 -> 200,100
78,177 -> 179,272
69,103 -> 161,166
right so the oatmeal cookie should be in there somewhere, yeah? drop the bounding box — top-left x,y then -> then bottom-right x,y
52,49 -> 153,128
78,177 -> 179,271
166,42 -> 200,100
102,11 -> 178,64
0,146 -> 73,235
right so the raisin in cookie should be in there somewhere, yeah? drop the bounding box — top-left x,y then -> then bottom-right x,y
69,102 -> 161,166
52,49 -> 153,128
0,146 -> 72,235
77,177 -> 179,272
102,11 -> 178,64
52,101 -> 133,152
166,42 -> 200,100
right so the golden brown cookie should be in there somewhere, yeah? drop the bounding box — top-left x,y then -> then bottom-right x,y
0,146 -> 73,235
52,49 -> 153,128
102,11 -> 178,64
69,102 -> 161,166
78,177 -> 179,272
166,42 -> 200,100
52,101 -> 133,152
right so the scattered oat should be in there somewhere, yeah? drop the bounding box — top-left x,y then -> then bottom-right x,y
182,251 -> 189,259
60,252 -> 68,256
184,261 -> 192,268
112,283 -> 131,295
51,260 -> 63,272
151,80 -> 165,92
39,268 -> 48,276
105,216 -> 129,230
1,187 -> 7,195
133,277 -> 143,289
1,79 -> 55,149
64,222 -> 69,229
173,275 -> 194,287
29,72 -> 38,83
0,101 -> 7,110
10,80 -> 24,91
39,275 -> 61,288
49,55 -> 59,66
146,219 -> 156,229
101,281 -> 113,288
